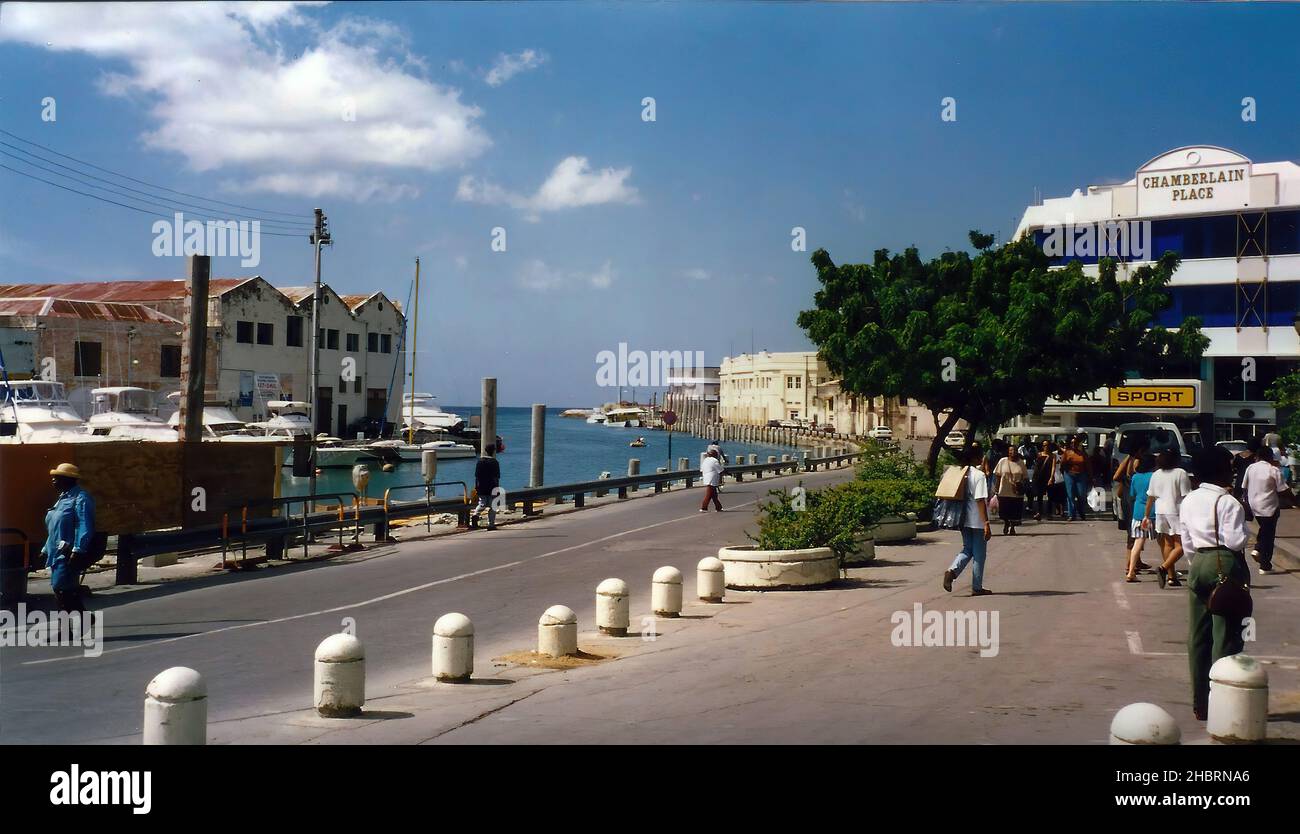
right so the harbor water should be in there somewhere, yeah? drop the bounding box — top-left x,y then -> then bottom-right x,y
280,406 -> 794,500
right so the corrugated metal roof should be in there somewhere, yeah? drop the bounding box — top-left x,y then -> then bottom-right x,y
0,297 -> 183,324
0,278 -> 253,302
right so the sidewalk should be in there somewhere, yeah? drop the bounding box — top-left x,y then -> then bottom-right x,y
102,515 -> 1299,746
1269,505 -> 1300,571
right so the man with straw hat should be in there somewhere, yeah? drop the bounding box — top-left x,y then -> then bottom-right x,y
43,462 -> 95,612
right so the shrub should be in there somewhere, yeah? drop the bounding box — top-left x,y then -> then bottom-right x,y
748,485 -> 860,563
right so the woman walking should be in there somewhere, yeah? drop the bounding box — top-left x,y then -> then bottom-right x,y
1031,440 -> 1052,521
1143,448 -> 1193,588
942,446 -> 994,596
1124,454 -> 1157,581
994,444 -> 1028,535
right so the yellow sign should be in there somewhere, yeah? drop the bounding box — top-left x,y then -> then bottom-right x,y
1108,385 -> 1197,410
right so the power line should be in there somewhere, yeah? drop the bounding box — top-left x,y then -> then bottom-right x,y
0,127 -> 312,220
0,145 -> 313,232
0,163 -> 309,238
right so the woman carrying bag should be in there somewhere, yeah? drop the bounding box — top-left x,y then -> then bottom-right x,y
993,444 -> 1028,535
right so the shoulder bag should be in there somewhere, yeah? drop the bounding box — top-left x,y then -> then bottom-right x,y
933,466 -> 970,530
1206,494 -> 1253,620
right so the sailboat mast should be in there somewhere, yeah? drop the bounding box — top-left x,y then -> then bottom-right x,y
408,257 -> 420,444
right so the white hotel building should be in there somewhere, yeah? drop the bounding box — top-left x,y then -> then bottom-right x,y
1013,146 -> 1300,442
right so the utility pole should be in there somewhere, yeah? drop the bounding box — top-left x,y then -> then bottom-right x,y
407,257 -> 420,444
308,208 -> 331,509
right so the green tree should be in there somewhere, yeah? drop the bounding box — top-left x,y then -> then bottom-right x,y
1265,371 -> 1300,444
797,232 -> 1209,473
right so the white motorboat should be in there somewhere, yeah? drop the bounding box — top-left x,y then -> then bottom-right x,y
163,393 -> 269,442
247,400 -> 314,440
603,406 -> 647,428
585,411 -> 607,424
86,386 -> 170,439
398,393 -> 466,440
366,438 -> 478,462
0,380 -> 101,443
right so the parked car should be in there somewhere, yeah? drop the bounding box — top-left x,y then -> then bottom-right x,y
1216,439 -> 1250,455
944,430 -> 967,448
766,419 -> 782,428
867,426 -> 893,440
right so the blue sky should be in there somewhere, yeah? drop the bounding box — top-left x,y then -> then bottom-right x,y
2,1 -> 1298,405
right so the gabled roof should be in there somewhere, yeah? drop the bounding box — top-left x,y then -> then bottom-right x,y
0,297 -> 183,324
0,278 -> 254,302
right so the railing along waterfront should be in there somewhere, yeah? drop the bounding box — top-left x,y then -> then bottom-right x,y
110,447 -> 862,586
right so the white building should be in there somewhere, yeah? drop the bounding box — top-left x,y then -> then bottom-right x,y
0,278 -> 406,436
1014,145 -> 1300,441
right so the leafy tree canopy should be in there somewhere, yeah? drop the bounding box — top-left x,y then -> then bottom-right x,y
797,231 -> 1209,472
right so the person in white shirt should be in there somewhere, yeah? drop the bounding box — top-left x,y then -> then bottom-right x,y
1179,446 -> 1251,721
942,446 -> 994,596
699,449 -> 724,512
1142,449 -> 1193,588
1243,446 -> 1290,573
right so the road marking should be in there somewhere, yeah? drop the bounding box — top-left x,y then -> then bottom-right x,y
1111,582 -> 1130,611
1125,631 -> 1144,655
24,497 -> 766,665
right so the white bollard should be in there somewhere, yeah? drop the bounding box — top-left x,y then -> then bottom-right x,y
143,666 -> 207,745
538,604 -> 579,657
432,612 -> 474,682
596,577 -> 631,636
748,453 -> 758,465
1208,654 -> 1269,743
652,566 -> 683,617
314,633 -> 365,717
697,556 -> 725,603
1108,702 -> 1181,745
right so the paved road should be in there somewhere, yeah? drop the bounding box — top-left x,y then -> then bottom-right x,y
0,465 -> 850,744
5,459 -> 1297,745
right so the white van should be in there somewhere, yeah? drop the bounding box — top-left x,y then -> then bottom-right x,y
995,426 -> 1113,455
1113,421 -> 1198,469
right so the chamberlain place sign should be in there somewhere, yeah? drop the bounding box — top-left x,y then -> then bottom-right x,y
1044,380 -> 1201,413
1136,148 -> 1254,215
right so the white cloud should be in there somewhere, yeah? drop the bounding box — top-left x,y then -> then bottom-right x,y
684,268 -> 711,281
0,2 -> 490,201
516,259 -> 615,292
484,48 -> 547,86
457,156 -> 639,217
454,255 -> 469,271
843,189 -> 866,223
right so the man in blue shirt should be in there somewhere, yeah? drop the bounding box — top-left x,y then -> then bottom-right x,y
43,462 -> 95,612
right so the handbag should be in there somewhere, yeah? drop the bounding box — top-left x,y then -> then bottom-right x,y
933,466 -> 969,530
1205,495 -> 1252,620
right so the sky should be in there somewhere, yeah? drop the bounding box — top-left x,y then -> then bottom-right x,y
1,1 -> 1298,406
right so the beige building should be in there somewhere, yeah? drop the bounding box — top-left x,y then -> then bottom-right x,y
718,350 -> 950,438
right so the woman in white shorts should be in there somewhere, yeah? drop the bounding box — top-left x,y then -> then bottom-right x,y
1124,453 -> 1157,582
1142,448 -> 1193,588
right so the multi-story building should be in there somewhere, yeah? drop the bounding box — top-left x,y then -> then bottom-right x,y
663,365 -> 719,424
719,350 -> 934,434
0,278 -> 406,436
1014,145 -> 1300,441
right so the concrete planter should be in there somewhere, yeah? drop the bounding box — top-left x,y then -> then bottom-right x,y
718,545 -> 837,590
867,513 -> 917,544
843,532 -> 876,566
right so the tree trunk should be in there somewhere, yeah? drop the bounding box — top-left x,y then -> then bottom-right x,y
926,410 -> 963,475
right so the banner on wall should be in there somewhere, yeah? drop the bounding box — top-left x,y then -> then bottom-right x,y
254,372 -> 280,401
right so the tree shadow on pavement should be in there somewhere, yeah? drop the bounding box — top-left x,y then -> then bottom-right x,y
993,590 -> 1085,597
833,577 -> 908,589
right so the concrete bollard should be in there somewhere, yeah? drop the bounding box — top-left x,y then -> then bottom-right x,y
678,456 -> 689,472
143,666 -> 207,745
782,453 -> 791,462
432,612 -> 474,682
596,471 -> 611,497
652,566 -> 683,617
697,556 -> 725,603
628,459 -> 640,492
1109,702 -> 1181,745
596,578 -> 631,636
748,453 -> 758,465
538,604 -> 579,657
1208,654 -> 1269,743
315,633 -> 365,717
768,455 -> 777,464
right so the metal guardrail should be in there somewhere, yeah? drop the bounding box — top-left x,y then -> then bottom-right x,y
110,449 -> 861,585
383,481 -> 470,533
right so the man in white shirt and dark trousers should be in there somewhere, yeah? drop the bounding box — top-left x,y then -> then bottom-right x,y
1243,446 -> 1289,574
1179,446 -> 1251,722
699,449 -> 724,512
